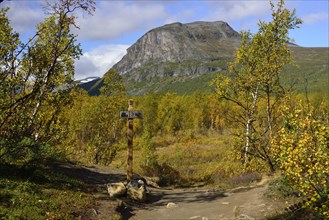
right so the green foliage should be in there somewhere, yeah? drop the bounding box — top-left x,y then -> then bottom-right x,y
59,90 -> 127,165
59,65 -> 128,165
0,1 -> 95,163
0,163 -> 94,219
212,0 -> 302,170
60,69 -> 128,165
101,69 -> 126,96
134,92 -> 228,137
139,133 -> 158,169
272,99 -> 329,218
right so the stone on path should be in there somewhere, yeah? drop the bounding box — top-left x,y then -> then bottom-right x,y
107,182 -> 126,198
166,202 -> 178,208
127,185 -> 146,202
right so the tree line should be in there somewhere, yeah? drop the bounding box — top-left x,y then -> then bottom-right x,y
1,0 -> 328,217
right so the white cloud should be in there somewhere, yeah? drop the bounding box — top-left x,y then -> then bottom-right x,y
76,1 -> 168,40
205,1 -> 269,22
74,44 -> 129,80
4,2 -> 45,35
302,12 -> 329,25
164,8 -> 196,24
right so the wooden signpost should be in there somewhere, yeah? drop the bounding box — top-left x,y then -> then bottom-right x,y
120,99 -> 142,182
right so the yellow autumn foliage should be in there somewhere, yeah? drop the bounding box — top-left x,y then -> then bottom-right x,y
272,101 -> 329,218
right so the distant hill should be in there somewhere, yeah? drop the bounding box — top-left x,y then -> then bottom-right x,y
77,77 -> 103,96
283,47 -> 328,94
87,21 -> 328,96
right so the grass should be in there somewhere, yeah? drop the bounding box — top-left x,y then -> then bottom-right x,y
264,175 -> 328,220
0,162 -> 94,220
111,130 -> 265,188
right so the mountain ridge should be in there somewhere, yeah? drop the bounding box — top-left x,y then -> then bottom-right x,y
82,21 -> 328,96
112,21 -> 241,81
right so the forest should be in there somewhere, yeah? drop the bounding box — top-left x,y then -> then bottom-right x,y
0,0 -> 328,219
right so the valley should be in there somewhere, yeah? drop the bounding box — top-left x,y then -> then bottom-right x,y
1,1 -> 328,219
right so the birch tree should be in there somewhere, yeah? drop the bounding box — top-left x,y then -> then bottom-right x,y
213,0 -> 302,171
0,0 -> 95,161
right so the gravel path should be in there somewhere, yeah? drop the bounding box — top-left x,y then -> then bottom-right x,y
125,185 -> 282,220
53,163 -> 286,220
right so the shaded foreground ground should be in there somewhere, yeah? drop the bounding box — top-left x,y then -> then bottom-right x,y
52,162 -> 126,219
128,184 -> 285,220
54,163 -> 291,220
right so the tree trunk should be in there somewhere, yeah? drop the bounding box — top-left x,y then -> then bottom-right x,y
244,87 -> 259,166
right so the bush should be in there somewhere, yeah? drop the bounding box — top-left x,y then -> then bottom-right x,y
227,172 -> 262,186
272,103 -> 329,218
140,162 -> 182,186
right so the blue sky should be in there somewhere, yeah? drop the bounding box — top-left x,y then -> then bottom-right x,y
2,0 -> 328,79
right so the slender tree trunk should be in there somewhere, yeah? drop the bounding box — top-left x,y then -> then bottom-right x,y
245,118 -> 252,164
244,86 -> 259,165
265,85 -> 278,172
30,76 -> 48,140
266,89 -> 272,142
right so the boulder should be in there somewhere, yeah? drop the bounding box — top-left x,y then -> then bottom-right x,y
107,182 -> 127,198
127,185 -> 146,202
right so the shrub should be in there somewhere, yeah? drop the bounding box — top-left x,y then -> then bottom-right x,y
272,103 -> 329,218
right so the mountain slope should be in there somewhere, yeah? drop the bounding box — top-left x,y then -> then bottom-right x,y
77,77 -> 103,96
103,21 -> 328,96
112,21 -> 240,81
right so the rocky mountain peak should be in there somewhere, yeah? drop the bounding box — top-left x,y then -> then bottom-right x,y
112,21 -> 241,79
114,21 -> 240,75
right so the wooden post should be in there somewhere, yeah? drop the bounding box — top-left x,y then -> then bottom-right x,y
120,99 -> 142,182
127,99 -> 134,182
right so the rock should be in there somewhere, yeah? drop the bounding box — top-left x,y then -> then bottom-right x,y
106,182 -> 126,198
166,202 -> 178,208
223,192 -> 233,197
233,206 -> 243,217
91,208 -> 98,215
143,176 -> 160,188
189,216 -> 201,219
127,185 -> 146,202
238,214 -> 255,220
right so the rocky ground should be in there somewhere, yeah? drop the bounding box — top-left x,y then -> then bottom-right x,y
54,163 -> 289,220
53,163 -> 126,219
127,185 -> 285,220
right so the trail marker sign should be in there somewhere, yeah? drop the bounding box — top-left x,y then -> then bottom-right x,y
120,110 -> 143,119
120,99 -> 143,182
120,111 -> 129,118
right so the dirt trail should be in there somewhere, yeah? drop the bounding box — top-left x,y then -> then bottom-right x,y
53,163 -> 286,220
119,176 -> 287,220
127,185 -> 279,220
52,162 -> 127,219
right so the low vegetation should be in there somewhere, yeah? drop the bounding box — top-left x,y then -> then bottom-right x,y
0,0 -> 328,219
0,161 -> 94,219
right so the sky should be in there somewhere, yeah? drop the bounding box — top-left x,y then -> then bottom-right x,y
1,0 -> 328,80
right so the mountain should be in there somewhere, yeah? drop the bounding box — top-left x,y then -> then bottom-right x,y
77,77 -> 103,96
113,21 -> 241,81
101,21 -> 328,96
77,77 -> 101,85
